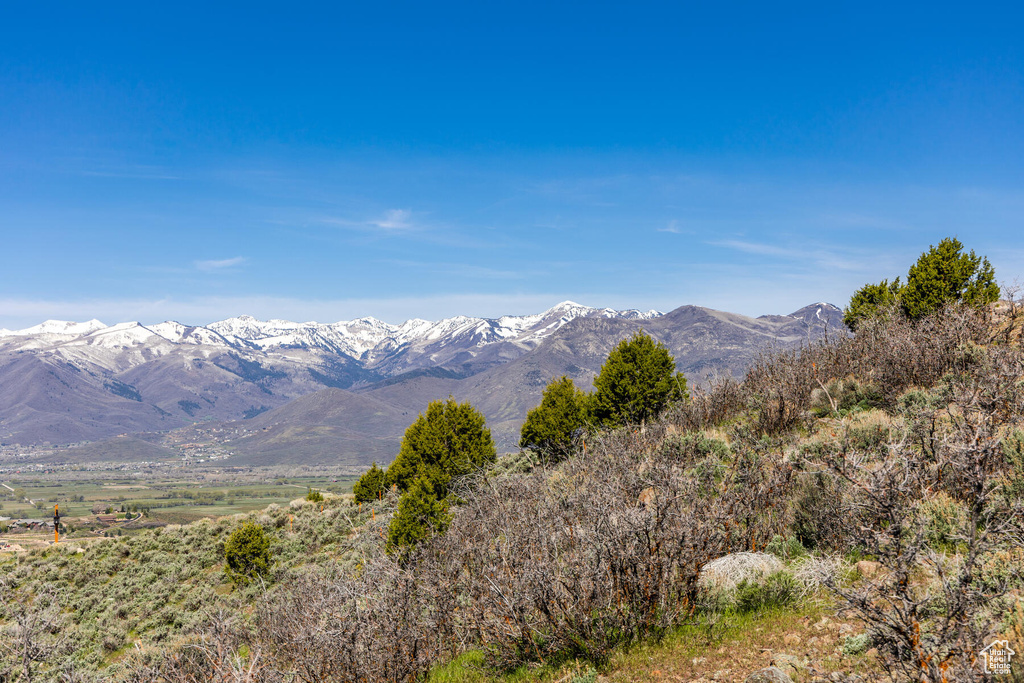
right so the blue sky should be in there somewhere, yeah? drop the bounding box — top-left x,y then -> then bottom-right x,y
2,2 -> 1022,329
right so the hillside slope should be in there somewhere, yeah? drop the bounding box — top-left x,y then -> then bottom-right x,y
2,304 -> 1020,683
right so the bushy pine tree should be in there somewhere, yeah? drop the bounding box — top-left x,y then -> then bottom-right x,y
843,278 -> 902,331
385,397 -> 495,554
383,397 -> 496,493
385,473 -> 452,556
843,238 -> 1000,329
901,237 -> 999,320
223,521 -> 272,586
589,331 -> 688,428
519,375 -> 589,463
352,461 -> 386,502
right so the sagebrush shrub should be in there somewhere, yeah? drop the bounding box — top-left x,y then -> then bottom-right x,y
1002,428 -> 1024,502
844,410 -> 897,452
843,633 -> 870,655
734,570 -> 799,613
809,377 -> 883,417
917,492 -> 968,551
666,376 -> 744,431
223,521 -> 273,586
804,331 -> 1024,683
765,534 -> 806,561
658,432 -> 729,463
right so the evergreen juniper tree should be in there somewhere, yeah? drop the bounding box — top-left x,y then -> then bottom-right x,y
352,461 -> 386,502
384,397 -> 495,554
383,396 -> 496,493
519,375 -> 589,463
843,278 -> 902,331
843,238 -> 1000,329
223,521 -> 272,586
386,473 -> 452,557
589,331 -> 688,428
901,237 -> 999,320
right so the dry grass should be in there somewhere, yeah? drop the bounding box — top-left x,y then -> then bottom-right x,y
792,555 -> 850,593
697,553 -> 784,594
1004,599 -> 1024,683
845,408 -> 895,429
702,427 -> 732,445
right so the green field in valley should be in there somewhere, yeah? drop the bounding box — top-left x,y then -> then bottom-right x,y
0,475 -> 359,526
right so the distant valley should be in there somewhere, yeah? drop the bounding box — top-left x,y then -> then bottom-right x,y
0,301 -> 845,466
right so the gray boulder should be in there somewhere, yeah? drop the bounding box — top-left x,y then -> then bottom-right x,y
744,666 -> 794,683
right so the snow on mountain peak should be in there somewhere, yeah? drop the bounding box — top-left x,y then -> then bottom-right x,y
349,316 -> 385,326
63,321 -> 161,349
148,321 -> 187,335
542,301 -> 590,317
12,319 -> 108,336
201,303 -> 662,354
0,302 -> 669,360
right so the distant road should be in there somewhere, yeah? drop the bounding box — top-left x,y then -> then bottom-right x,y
0,483 -> 13,492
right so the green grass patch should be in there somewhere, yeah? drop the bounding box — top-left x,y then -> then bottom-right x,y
424,597 -> 842,683
1,475 -> 359,526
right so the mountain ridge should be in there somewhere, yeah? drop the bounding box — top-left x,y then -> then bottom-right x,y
0,300 -> 662,358
0,301 -> 846,458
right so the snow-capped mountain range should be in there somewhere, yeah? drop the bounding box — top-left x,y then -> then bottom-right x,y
0,301 -> 665,448
0,300 -> 844,456
0,301 -> 660,362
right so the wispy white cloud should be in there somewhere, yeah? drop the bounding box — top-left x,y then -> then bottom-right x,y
369,209 -> 414,231
194,256 -> 246,272
319,208 -> 418,233
712,239 -> 799,258
310,209 -> 518,251
380,259 -> 527,280
527,175 -> 630,207
657,220 -> 689,234
709,239 -> 874,272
